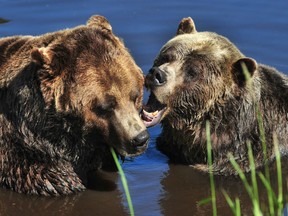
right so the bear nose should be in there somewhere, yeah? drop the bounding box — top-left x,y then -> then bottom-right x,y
145,67 -> 167,87
132,130 -> 150,148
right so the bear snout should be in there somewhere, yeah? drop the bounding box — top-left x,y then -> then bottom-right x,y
132,130 -> 150,149
145,67 -> 167,88
114,129 -> 149,157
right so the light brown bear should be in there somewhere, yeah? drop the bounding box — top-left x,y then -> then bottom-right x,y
142,17 -> 288,175
0,15 -> 149,195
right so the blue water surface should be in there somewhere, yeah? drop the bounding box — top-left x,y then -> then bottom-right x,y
1,0 -> 288,215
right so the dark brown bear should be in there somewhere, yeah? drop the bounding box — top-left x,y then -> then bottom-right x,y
142,17 -> 288,175
0,15 -> 149,195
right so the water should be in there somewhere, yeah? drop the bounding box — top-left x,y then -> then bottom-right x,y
1,0 -> 288,215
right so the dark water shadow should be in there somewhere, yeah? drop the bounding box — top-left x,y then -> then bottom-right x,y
86,169 -> 118,191
0,170 -> 127,216
1,0 -> 288,215
159,157 -> 288,216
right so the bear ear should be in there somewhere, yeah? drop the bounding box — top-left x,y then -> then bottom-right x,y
87,15 -> 112,32
232,57 -> 258,87
176,17 -> 197,35
31,47 -> 53,65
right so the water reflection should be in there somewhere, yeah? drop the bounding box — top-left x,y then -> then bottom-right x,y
1,0 -> 288,215
0,170 -> 126,216
159,158 -> 288,216
121,127 -> 169,216
0,190 -> 85,216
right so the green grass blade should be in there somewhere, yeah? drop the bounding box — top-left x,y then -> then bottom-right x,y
256,102 -> 274,215
228,153 -> 253,200
206,121 -> 217,216
235,198 -> 241,216
241,62 -> 273,215
247,141 -> 259,205
222,189 -> 238,216
222,189 -> 241,216
247,142 -> 262,215
110,147 -> 135,216
240,62 -> 252,86
258,172 -> 277,203
229,153 -> 262,215
198,197 -> 212,206
273,133 -> 283,214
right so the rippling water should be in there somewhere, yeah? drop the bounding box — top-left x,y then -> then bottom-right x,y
1,0 -> 288,215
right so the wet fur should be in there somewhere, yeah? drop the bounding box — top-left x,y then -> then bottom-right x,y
0,15 -> 145,195
150,18 -> 288,175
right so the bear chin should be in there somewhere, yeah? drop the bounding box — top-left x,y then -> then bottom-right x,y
115,144 -> 148,157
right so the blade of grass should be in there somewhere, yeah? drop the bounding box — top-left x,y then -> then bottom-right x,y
228,153 -> 262,215
222,189 -> 241,216
241,62 -> 273,215
256,101 -> 274,215
228,153 -> 253,199
247,141 -> 259,205
247,141 -> 262,215
206,121 -> 217,216
110,147 -> 134,216
258,172 -> 277,204
273,133 -> 283,214
198,197 -> 212,206
235,198 -> 241,216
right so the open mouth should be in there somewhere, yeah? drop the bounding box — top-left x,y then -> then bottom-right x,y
141,93 -> 167,128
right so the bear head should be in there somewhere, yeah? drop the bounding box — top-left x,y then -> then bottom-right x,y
142,17 -> 258,129
31,15 -> 149,157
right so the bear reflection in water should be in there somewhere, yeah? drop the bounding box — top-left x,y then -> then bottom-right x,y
159,160 -> 288,216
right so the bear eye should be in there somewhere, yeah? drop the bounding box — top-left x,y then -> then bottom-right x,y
130,91 -> 142,111
154,54 -> 175,66
93,107 -> 105,116
130,91 -> 139,103
187,67 -> 198,77
183,60 -> 199,78
161,55 -> 172,63
91,96 -> 116,116
92,103 -> 113,117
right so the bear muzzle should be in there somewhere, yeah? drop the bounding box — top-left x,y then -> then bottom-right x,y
132,130 -> 150,148
114,129 -> 150,157
145,67 -> 167,88
111,109 -> 150,156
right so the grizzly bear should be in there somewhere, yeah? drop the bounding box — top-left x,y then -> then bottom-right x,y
0,15 -> 149,195
142,17 -> 288,175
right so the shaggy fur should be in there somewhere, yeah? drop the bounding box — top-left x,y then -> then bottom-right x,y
142,17 -> 288,175
0,15 -> 148,195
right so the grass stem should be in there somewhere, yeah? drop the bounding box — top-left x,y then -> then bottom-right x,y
110,147 -> 135,216
206,121 -> 217,216
273,134 -> 283,215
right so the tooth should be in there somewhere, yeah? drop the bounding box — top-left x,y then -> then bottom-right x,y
152,110 -> 159,116
143,110 -> 153,117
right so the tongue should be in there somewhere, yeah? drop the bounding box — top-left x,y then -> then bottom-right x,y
141,109 -> 166,128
